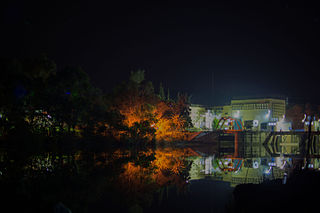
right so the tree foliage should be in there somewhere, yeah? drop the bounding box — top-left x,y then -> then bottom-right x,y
112,71 -> 192,142
159,82 -> 165,100
0,57 -> 122,140
0,57 -> 192,144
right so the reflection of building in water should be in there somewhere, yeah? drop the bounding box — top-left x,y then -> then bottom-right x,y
189,155 -> 288,187
204,156 -> 214,174
190,97 -> 288,131
188,129 -> 320,187
262,132 -> 320,156
218,131 -> 317,157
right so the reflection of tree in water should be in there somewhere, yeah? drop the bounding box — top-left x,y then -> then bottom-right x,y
118,148 -> 193,210
0,147 -> 193,213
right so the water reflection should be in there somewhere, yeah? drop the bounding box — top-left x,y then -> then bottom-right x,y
1,131 -> 320,212
189,155 -> 289,187
188,131 -> 320,187
0,147 -> 194,212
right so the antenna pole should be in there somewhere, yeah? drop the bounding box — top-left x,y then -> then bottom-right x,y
212,72 -> 214,105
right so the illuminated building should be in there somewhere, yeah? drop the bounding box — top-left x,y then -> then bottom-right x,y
190,97 -> 287,130
189,104 -> 214,129
302,115 -> 320,131
189,104 -> 232,129
231,98 -> 286,129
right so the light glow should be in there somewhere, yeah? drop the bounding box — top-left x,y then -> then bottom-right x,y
265,109 -> 271,119
264,166 -> 272,174
302,114 -> 307,123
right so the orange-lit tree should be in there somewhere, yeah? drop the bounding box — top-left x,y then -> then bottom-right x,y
153,101 -> 184,141
111,70 -> 192,142
111,70 -> 158,142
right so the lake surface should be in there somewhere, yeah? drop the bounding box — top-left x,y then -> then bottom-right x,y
1,131 -> 319,212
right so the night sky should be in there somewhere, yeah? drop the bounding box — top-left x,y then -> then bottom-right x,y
2,1 -> 320,105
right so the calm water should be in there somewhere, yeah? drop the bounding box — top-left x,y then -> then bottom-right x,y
1,131 -> 319,213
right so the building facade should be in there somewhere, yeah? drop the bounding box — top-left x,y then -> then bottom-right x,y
190,98 -> 287,130
190,104 -> 214,129
231,98 -> 286,130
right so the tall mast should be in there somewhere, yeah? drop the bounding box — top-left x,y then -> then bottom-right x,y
212,72 -> 214,105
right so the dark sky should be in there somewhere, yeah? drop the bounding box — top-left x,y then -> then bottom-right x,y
2,1 -> 320,105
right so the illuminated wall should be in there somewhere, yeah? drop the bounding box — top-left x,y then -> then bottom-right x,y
303,120 -> 320,131
190,98 -> 286,130
231,98 -> 286,129
212,105 -> 231,117
190,104 -> 232,130
190,105 -> 206,129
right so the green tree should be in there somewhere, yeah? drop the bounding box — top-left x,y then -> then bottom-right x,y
0,56 -> 57,136
159,83 -> 165,100
176,93 -> 193,128
212,118 -> 220,130
43,66 -> 97,134
129,70 -> 145,84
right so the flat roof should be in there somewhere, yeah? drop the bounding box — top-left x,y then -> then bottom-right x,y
231,98 -> 286,105
232,95 -> 286,100
191,96 -> 286,108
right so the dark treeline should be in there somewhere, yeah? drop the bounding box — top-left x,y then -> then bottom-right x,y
0,56 -> 192,152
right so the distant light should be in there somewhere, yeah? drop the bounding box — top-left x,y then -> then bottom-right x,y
280,161 -> 287,169
302,114 -> 307,123
264,166 -> 272,174
283,173 -> 287,184
265,110 -> 271,119
66,92 -> 71,95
